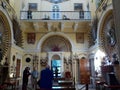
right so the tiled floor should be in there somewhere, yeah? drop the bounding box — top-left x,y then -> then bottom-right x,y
76,84 -> 95,90
15,84 -> 95,90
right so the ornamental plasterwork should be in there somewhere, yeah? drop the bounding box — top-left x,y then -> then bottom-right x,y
0,11 -> 11,61
12,19 -> 23,47
41,35 -> 71,52
88,17 -> 98,47
101,14 -> 117,60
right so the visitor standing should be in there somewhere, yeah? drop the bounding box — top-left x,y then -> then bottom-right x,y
38,64 -> 53,90
22,67 -> 31,90
31,67 -> 39,90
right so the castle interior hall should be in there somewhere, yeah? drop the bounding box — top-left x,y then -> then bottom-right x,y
0,0 -> 120,90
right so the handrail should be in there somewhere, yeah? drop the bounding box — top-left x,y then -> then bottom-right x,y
20,10 -> 91,20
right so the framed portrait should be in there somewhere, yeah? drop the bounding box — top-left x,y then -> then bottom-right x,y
76,33 -> 84,43
28,3 -> 37,11
74,3 -> 83,11
27,33 -> 36,44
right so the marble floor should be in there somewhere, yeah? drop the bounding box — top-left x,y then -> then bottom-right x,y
15,84 -> 95,90
76,84 -> 95,90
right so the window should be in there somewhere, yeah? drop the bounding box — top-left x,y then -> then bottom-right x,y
28,3 -> 37,11
52,5 -> 60,19
74,3 -> 83,11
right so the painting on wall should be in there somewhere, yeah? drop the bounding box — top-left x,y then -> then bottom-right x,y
27,33 -> 36,44
76,33 -> 84,43
29,3 -> 37,11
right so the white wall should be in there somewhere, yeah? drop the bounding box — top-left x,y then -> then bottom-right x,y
21,0 -> 89,11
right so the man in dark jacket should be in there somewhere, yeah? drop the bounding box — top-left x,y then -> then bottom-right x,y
22,67 -> 31,90
38,65 -> 53,90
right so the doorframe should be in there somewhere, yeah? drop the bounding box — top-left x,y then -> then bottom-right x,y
48,52 -> 64,77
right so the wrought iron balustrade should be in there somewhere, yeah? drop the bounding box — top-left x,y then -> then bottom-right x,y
20,11 -> 91,20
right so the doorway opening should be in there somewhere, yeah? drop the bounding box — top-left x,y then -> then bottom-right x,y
51,60 -> 62,78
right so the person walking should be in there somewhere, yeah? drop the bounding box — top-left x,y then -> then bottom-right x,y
31,67 -> 39,90
38,64 -> 53,90
22,67 -> 31,90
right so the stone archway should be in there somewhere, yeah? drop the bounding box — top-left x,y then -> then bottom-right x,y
36,32 -> 74,52
48,52 -> 64,77
96,3 -> 118,60
0,9 -> 12,84
40,35 -> 72,77
97,5 -> 113,52
99,10 -> 118,62
41,35 -> 71,52
0,11 -> 11,61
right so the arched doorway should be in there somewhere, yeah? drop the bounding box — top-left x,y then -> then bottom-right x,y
51,54 -> 62,78
41,35 -> 72,77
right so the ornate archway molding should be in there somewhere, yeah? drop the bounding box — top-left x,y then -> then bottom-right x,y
97,5 -> 118,60
0,7 -> 14,45
36,32 -> 74,52
97,5 -> 113,52
0,7 -> 14,61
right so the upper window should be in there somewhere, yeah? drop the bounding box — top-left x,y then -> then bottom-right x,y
53,5 -> 59,11
28,3 -> 37,11
52,5 -> 60,19
74,3 -> 83,11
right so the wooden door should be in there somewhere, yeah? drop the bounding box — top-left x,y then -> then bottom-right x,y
79,58 -> 90,84
16,59 -> 21,77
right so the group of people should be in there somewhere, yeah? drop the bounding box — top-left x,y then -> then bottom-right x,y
22,65 -> 71,90
22,65 -> 53,90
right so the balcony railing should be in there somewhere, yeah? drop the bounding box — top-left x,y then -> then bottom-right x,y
20,11 -> 91,20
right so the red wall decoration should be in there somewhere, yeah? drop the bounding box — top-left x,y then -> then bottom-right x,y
27,33 -> 36,44
76,33 -> 84,43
